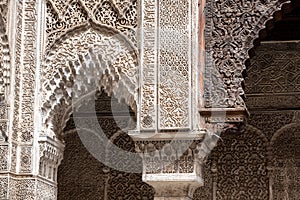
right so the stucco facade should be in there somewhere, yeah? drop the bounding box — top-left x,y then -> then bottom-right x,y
0,0 -> 299,199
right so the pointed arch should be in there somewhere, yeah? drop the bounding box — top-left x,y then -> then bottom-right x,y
269,122 -> 300,199
40,22 -> 138,138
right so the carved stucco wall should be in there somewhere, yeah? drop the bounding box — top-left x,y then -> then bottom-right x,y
57,91 -> 154,200
203,0 -> 291,109
193,41 -> 300,200
56,42 -> 300,200
0,0 -> 299,199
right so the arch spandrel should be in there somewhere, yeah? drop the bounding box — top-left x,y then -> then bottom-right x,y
41,23 -> 138,138
45,0 -> 137,49
204,0 -> 292,111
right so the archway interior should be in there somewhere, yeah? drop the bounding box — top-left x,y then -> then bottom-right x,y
194,2 -> 300,199
57,90 -> 154,200
56,2 -> 300,199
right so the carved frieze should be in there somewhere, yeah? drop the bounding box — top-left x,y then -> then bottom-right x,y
12,0 -> 37,142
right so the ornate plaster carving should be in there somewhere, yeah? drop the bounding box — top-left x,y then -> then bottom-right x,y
193,125 -> 269,200
0,1 -> 10,101
0,177 -> 8,199
204,0 -> 291,109
270,123 -> 300,199
0,0 -> 10,142
38,136 -> 64,182
41,24 -> 138,137
133,137 -> 205,199
45,0 -> 137,49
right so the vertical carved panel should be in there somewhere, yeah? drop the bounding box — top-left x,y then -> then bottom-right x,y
19,0 -> 37,142
20,145 -> 32,173
139,0 -> 157,129
0,145 -> 8,171
12,0 -> 23,141
158,0 -> 191,129
0,0 -> 10,95
0,177 -> 8,199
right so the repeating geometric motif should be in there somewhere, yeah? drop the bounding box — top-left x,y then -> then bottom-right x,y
158,0 -> 190,129
246,42 -> 300,94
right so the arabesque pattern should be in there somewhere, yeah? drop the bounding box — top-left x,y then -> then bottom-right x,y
204,0 -> 290,108
41,26 -> 138,136
46,0 -> 137,48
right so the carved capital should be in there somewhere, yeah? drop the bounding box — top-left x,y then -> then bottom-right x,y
38,136 -> 64,181
131,133 -> 205,199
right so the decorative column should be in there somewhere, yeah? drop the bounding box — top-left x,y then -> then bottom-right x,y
130,0 -> 204,198
36,136 -> 64,199
2,0 -> 66,198
134,136 -> 205,199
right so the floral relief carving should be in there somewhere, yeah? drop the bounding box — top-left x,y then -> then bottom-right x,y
204,0 -> 290,108
45,0 -> 137,49
158,0 -> 191,129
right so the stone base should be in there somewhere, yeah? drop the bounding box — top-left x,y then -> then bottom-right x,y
149,181 -> 202,200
